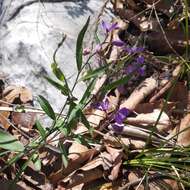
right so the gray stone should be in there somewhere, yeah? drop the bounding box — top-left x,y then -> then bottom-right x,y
0,0 -> 106,111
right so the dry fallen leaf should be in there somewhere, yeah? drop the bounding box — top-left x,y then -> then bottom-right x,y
176,113 -> 190,146
49,142 -> 97,184
104,132 -> 146,149
0,86 -> 33,129
12,112 -> 36,129
127,109 -> 171,132
61,167 -> 104,189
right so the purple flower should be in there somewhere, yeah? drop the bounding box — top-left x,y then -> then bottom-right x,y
101,21 -> 119,33
112,39 -> 126,47
114,108 -> 130,124
138,66 -> 146,76
136,55 -> 144,64
124,64 -> 136,74
93,98 -> 109,111
124,46 -> 144,54
111,123 -> 124,133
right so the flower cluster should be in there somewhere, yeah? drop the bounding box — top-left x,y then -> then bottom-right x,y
86,21 -> 145,133
124,55 -> 146,77
101,21 -> 146,77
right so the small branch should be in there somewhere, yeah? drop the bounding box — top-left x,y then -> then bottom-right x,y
108,124 -> 175,145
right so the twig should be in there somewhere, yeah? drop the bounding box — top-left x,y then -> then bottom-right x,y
108,124 -> 175,146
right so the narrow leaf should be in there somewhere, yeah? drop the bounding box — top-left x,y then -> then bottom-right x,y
76,16 -> 90,71
80,78 -> 96,105
44,76 -> 69,96
35,120 -> 46,139
80,65 -> 107,81
103,75 -> 132,93
37,95 -> 56,120
51,62 -> 65,82
59,142 -> 69,168
0,130 -> 24,152
32,154 -> 41,171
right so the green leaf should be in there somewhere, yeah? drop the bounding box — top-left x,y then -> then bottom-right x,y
0,130 -> 24,152
66,101 -> 78,123
80,65 -> 107,81
35,120 -> 46,139
73,134 -> 88,146
32,154 -> 41,171
37,95 -> 56,120
59,142 -> 68,168
76,16 -> 90,71
103,75 -> 132,93
80,78 -> 96,105
51,62 -> 65,82
59,126 -> 70,136
54,119 -> 70,136
44,76 -> 69,96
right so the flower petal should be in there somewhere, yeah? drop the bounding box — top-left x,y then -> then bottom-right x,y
138,66 -> 146,76
124,64 -> 136,74
101,20 -> 109,33
108,22 -> 119,32
101,98 -> 109,111
136,55 -> 144,64
112,40 -> 125,47
112,123 -> 124,133
114,108 -> 130,124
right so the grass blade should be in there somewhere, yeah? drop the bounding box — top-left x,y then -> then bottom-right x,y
59,142 -> 68,168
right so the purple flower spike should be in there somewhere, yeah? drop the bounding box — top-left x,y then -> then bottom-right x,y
112,39 -> 125,47
112,123 -> 124,133
101,21 -> 119,33
136,55 -> 145,64
114,107 -> 130,124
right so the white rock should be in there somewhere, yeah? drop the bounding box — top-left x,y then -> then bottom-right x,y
0,0 -> 107,111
